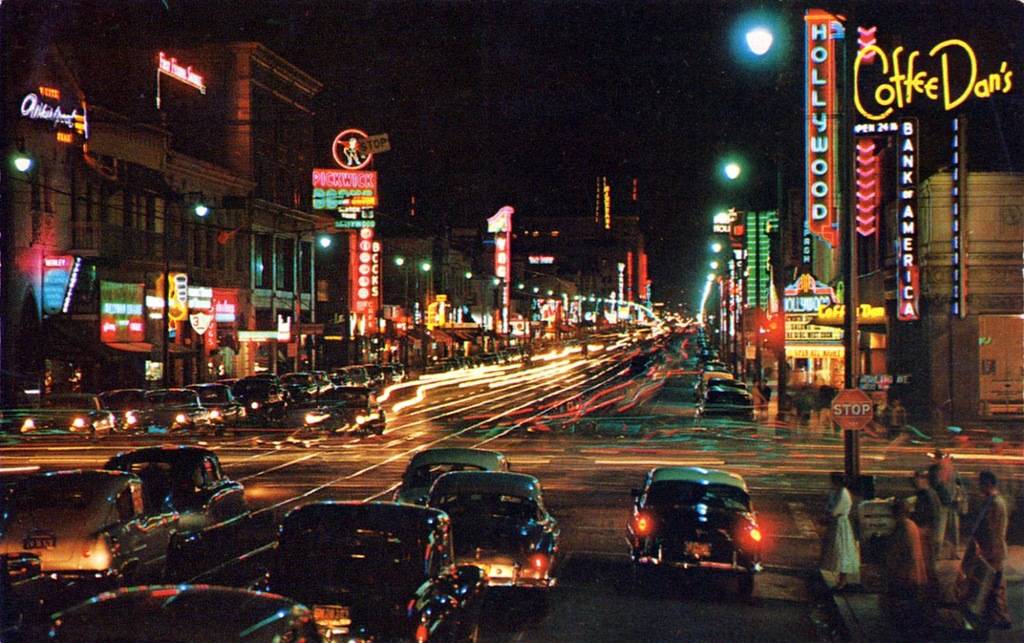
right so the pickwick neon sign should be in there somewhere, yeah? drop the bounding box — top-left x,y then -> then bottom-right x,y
804,9 -> 842,248
855,39 -> 1015,121
897,119 -> 920,322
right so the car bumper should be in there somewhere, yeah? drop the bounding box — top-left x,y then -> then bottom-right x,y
632,543 -> 761,574
468,561 -> 557,589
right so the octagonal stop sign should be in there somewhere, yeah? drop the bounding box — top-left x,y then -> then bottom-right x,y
831,388 -> 874,430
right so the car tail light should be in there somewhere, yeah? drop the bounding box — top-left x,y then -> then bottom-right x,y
72,417 -> 87,429
415,622 -> 429,642
82,536 -> 111,570
125,411 -> 138,425
749,528 -> 762,543
250,401 -> 260,410
633,512 -> 653,536
20,418 -> 35,432
529,553 -> 549,573
210,409 -> 221,419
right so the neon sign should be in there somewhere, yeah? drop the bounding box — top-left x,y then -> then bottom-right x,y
100,281 -> 145,343
528,255 -> 554,265
332,129 -> 373,170
897,119 -> 920,322
855,139 -> 880,236
805,9 -> 842,249
487,206 -> 514,334
313,168 -> 377,227
349,228 -> 380,334
42,255 -> 74,315
158,52 -> 206,94
20,89 -> 88,142
855,39 -> 1016,121
951,117 -> 967,318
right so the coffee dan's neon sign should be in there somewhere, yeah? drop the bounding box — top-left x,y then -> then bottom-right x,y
855,39 -> 1015,121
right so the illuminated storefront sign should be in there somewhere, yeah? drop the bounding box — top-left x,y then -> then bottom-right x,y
189,311 -> 212,335
487,206 -> 514,334
332,128 -> 373,170
713,210 -> 734,234
158,52 -> 206,93
626,251 -> 634,302
745,212 -> 776,310
42,255 -> 74,315
804,9 -> 842,249
313,168 -> 377,228
814,303 -> 887,326
100,281 -> 145,343
855,139 -> 880,236
20,87 -> 88,143
951,116 -> 968,318
349,228 -> 381,334
187,285 -> 212,310
897,118 -> 920,321
784,273 -> 837,314
855,39 -> 1017,121
528,255 -> 555,265
213,289 -> 238,323
638,251 -> 650,304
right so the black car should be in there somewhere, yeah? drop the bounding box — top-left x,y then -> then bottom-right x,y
302,386 -> 385,434
98,388 -> 153,432
186,384 -> 245,432
143,389 -> 215,433
628,467 -> 763,596
265,501 -> 486,643
104,446 -> 248,534
279,372 -> 322,403
231,377 -> 287,424
697,386 -> 755,422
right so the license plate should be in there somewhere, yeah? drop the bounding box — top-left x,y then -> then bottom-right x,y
487,564 -> 512,578
685,541 -> 711,558
23,534 -> 57,549
313,604 -> 351,626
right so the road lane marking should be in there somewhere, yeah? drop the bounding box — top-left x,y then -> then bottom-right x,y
237,453 -> 319,481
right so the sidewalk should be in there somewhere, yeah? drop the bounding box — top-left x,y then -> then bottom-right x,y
823,545 -> 1024,642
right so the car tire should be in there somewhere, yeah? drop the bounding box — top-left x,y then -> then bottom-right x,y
738,573 -> 755,598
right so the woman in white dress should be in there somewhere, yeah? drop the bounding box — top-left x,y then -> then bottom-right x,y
820,472 -> 860,590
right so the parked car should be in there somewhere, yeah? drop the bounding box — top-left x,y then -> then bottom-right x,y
395,447 -> 510,506
302,386 -> 385,435
361,364 -> 389,388
143,389 -> 215,433
45,585 -> 321,642
329,366 -> 371,388
696,386 -> 755,422
186,383 -> 245,431
627,467 -> 763,596
0,470 -> 179,586
265,501 -> 486,643
231,377 -> 287,425
98,388 -> 153,432
427,471 -> 560,590
280,372 -> 322,403
104,446 -> 248,534
383,363 -> 406,384
11,394 -> 116,437
693,374 -> 743,402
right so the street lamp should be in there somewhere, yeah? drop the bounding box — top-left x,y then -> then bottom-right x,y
745,27 -> 774,56
318,235 -> 332,249
394,256 -> 405,267
710,260 -> 720,270
464,271 -> 473,280
723,162 -> 742,181
420,261 -> 431,273
12,153 -> 33,173
711,241 -> 723,253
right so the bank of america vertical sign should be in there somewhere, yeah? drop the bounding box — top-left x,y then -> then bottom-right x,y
897,119 -> 920,321
804,9 -> 843,249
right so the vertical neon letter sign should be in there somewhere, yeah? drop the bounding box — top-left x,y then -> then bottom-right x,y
805,9 -> 842,248
897,119 -> 920,321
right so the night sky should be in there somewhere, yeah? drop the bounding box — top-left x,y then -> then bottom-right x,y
12,0 -> 1024,304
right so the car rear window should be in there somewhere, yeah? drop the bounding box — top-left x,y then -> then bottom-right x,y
233,380 -> 272,395
146,391 -> 198,406
11,478 -> 96,512
646,481 -> 750,512
99,391 -> 146,409
431,492 -> 539,521
407,463 -> 487,486
191,387 -> 229,403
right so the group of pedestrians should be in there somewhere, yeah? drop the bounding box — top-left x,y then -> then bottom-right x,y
818,452 -> 1012,636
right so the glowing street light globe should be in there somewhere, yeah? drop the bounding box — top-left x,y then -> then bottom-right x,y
318,235 -> 332,248
13,154 -> 33,173
464,271 -> 473,279
394,256 -> 405,266
746,27 -> 774,56
193,203 -> 209,217
711,241 -> 723,253
710,260 -> 720,270
723,162 -> 742,181
420,261 -> 432,272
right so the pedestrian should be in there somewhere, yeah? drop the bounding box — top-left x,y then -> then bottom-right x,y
883,498 -> 928,637
931,449 -> 964,557
759,379 -> 772,410
820,472 -> 860,590
959,471 -> 1012,630
911,470 -> 943,590
751,380 -> 768,419
887,398 -> 908,433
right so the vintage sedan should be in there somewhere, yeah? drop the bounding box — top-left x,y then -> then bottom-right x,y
0,470 -> 179,585
46,585 -> 320,642
265,501 -> 486,643
395,448 -> 510,506
104,445 -> 248,534
427,472 -> 560,590
143,389 -> 215,433
302,386 -> 385,435
231,377 -> 287,425
13,394 -> 116,437
627,467 -> 763,596
98,388 -> 154,432
186,383 -> 246,431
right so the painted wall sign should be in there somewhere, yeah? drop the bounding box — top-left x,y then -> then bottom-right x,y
855,39 -> 1017,121
100,281 -> 145,343
332,129 -> 373,170
951,116 -> 968,318
804,9 -> 843,248
897,118 -> 920,321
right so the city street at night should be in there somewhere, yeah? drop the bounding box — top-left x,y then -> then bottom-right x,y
2,1 -> 1023,642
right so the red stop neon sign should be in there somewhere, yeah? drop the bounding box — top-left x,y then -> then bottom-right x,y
831,388 -> 874,430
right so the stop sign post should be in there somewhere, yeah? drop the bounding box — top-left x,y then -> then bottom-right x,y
831,388 -> 874,430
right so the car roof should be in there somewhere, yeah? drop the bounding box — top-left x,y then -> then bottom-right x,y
50,585 -> 312,643
649,467 -> 748,491
187,383 -> 229,389
283,501 -> 447,534
430,471 -> 541,499
16,469 -> 134,493
106,445 -> 213,467
408,447 -> 507,470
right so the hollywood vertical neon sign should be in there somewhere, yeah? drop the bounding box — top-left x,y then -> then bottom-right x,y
804,9 -> 842,248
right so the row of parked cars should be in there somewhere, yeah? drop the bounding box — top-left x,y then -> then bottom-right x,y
690,332 -> 755,422
425,350 -> 524,374
1,363 -> 406,438
2,441 -> 765,640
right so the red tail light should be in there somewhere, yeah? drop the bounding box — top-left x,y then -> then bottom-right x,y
634,513 -> 653,536
415,622 -> 429,642
749,528 -> 762,543
529,553 -> 549,573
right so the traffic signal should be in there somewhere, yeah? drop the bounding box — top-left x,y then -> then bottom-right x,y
760,312 -> 785,352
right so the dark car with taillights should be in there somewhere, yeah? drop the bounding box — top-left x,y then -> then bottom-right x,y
628,467 -> 763,596
143,389 -> 215,433
231,377 -> 287,425
302,386 -> 385,435
265,501 -> 486,643
104,446 -> 248,535
427,471 -> 560,591
186,384 -> 245,431
99,388 -> 154,432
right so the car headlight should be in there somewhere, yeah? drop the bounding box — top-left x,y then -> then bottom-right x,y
175,413 -> 188,424
125,411 -> 138,425
72,417 -> 88,429
355,415 -> 368,425
210,409 -> 222,419
305,412 -> 329,425
20,418 -> 35,432
250,401 -> 260,410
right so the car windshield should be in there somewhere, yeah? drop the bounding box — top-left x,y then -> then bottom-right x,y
645,481 -> 750,512
40,395 -> 95,409
707,390 -> 752,405
406,463 -> 487,487
99,391 -> 146,409
431,492 -> 540,522
191,387 -> 230,403
233,380 -> 273,395
277,524 -> 427,592
10,477 -> 97,512
280,374 -> 312,386
321,389 -> 369,405
146,391 -> 198,406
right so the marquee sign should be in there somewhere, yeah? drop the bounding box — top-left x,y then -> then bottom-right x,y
855,38 -> 1017,121
100,281 -> 145,343
896,119 -> 920,321
332,128 -> 373,170
804,9 -> 843,248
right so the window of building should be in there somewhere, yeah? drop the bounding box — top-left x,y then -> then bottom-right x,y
206,228 -> 216,269
145,195 -> 156,232
193,224 -> 203,267
275,237 -> 294,292
235,233 -> 248,273
299,241 -> 312,293
123,189 -> 133,228
254,234 -> 271,289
